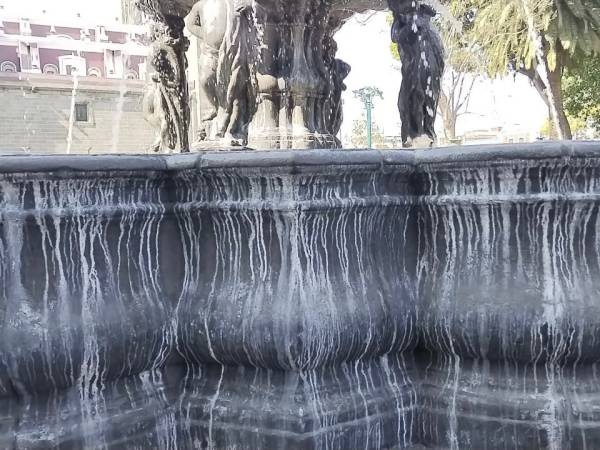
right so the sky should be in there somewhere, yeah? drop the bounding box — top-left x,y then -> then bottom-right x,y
1,0 -> 123,23
2,0 -> 549,143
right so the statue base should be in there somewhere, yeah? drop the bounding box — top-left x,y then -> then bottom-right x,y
191,139 -> 252,152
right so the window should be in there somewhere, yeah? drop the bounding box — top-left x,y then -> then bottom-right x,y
96,26 -> 108,42
75,103 -> 88,122
104,49 -> 124,78
80,28 -> 91,41
43,64 -> 59,75
18,42 -> 41,73
87,67 -> 102,77
0,61 -> 17,73
59,55 -> 86,76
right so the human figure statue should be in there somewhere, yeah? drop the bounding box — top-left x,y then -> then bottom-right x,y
142,21 -> 190,152
142,75 -> 169,153
185,0 -> 230,142
330,59 -> 351,145
389,0 -> 444,148
322,33 -> 350,146
186,0 -> 257,147
215,0 -> 259,146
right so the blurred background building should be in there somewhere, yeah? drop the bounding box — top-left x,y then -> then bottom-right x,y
0,5 -> 154,153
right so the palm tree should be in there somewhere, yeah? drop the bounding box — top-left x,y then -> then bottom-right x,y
451,0 -> 600,139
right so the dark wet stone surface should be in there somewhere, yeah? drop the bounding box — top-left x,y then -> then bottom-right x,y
1,143 -> 600,449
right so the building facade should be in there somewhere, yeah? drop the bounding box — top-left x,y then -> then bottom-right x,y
0,14 -> 155,154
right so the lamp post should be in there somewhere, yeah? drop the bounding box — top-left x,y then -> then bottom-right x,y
354,87 -> 383,148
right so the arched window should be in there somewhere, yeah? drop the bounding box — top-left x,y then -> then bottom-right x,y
87,67 -> 102,78
58,55 -> 86,76
43,64 -> 59,75
0,61 -> 17,73
125,70 -> 138,80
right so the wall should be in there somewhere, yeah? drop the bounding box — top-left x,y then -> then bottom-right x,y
0,44 -> 19,68
0,72 -> 155,153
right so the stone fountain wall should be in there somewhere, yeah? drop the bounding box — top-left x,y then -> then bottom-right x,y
1,142 -> 600,449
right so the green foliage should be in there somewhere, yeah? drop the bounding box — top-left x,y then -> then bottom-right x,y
351,119 -> 386,148
388,11 -> 484,73
450,0 -> 600,77
550,0 -> 600,57
445,0 -> 600,140
390,41 -> 400,61
563,57 -> 600,129
540,114 -> 587,139
439,5 -> 486,73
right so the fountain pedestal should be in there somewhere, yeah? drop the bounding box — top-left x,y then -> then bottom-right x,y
247,1 -> 359,149
139,0 -> 442,151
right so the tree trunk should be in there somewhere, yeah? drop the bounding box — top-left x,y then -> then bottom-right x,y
519,0 -> 572,140
521,63 -> 573,140
546,62 -> 572,140
519,67 -> 549,108
438,92 -> 457,141
444,116 -> 457,140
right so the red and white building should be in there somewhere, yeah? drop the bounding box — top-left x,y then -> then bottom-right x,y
0,16 -> 149,78
0,11 -> 157,154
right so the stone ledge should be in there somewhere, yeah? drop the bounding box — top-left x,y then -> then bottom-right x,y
0,141 -> 597,174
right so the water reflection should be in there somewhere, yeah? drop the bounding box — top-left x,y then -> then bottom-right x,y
4,355 -> 418,450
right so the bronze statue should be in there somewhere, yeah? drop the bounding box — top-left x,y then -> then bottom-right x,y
389,0 -> 444,148
185,0 -> 230,142
215,0 -> 259,147
186,0 -> 258,147
142,72 -> 169,153
322,31 -> 351,147
137,1 -> 191,152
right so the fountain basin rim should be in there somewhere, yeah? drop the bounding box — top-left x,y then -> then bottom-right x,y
0,141 -> 597,174
414,140 -> 600,165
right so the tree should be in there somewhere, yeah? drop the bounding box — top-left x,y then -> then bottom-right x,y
451,0 -> 600,140
437,71 -> 477,141
563,57 -> 600,132
351,119 -> 386,148
435,16 -> 484,141
540,114 -> 587,139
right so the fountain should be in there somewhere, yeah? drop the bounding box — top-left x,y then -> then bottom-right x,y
2,142 -> 600,449
138,0 -> 443,151
2,1 -> 600,449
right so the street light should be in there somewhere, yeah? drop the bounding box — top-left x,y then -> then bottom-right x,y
354,87 -> 383,149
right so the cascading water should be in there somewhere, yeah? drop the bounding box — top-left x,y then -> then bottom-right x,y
0,143 -> 599,449
110,67 -> 130,153
66,73 -> 79,154
416,148 -> 600,449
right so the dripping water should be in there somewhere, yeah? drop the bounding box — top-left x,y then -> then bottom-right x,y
66,73 -> 79,154
111,75 -> 129,153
